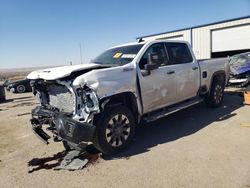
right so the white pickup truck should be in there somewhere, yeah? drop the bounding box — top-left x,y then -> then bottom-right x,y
28,39 -> 229,155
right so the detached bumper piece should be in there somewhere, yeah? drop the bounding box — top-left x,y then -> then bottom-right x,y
31,106 -> 96,145
54,114 -> 96,144
31,121 -> 51,144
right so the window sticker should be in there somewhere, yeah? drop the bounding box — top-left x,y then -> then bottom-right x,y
113,53 -> 123,58
121,54 -> 137,59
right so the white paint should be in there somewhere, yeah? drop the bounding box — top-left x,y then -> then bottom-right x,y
121,54 -> 137,58
27,63 -> 101,80
212,24 -> 250,52
165,36 -> 184,41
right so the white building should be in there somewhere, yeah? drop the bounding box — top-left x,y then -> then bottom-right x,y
137,16 -> 250,59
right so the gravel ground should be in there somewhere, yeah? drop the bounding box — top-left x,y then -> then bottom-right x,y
0,90 -> 250,188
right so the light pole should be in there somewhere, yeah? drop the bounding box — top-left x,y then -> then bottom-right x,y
80,43 -> 83,64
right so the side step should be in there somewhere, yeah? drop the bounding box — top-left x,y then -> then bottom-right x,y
143,97 -> 203,122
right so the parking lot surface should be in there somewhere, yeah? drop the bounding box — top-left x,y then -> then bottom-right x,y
0,91 -> 250,188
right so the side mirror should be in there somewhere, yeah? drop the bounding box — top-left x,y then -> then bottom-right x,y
144,63 -> 159,71
144,52 -> 159,71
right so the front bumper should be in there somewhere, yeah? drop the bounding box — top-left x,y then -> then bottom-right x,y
31,106 -> 96,145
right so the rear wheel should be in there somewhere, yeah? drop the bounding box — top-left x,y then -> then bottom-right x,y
204,78 -> 224,107
93,106 -> 135,155
16,85 -> 26,93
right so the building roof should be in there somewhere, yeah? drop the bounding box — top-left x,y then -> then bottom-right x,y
137,15 -> 250,39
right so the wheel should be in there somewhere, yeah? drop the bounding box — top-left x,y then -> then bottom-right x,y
204,79 -> 224,107
16,85 -> 26,93
93,106 -> 135,155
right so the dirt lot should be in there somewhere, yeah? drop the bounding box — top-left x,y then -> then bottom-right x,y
0,90 -> 250,188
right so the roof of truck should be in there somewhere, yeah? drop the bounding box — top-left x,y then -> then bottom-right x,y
111,39 -> 188,49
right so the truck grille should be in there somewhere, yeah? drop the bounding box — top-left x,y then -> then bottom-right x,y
47,85 -> 75,113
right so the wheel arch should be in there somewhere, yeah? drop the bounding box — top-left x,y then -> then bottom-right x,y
209,71 -> 226,93
99,92 -> 140,124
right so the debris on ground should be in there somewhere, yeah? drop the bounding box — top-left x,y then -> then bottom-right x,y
28,149 -> 100,172
240,123 -> 250,128
54,150 -> 88,171
17,112 -> 31,116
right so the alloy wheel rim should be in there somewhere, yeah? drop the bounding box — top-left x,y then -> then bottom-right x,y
214,85 -> 223,104
105,114 -> 131,147
17,85 -> 25,93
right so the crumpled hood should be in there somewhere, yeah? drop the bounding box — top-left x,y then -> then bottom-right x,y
27,63 -> 101,80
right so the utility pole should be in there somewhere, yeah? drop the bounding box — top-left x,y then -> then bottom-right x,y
79,43 -> 83,64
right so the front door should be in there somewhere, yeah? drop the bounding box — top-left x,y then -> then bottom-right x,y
138,43 -> 177,113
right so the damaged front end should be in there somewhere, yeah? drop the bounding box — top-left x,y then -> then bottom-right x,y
30,79 -> 100,148
228,52 -> 250,87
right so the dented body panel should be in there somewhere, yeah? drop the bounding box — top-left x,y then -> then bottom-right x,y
28,64 -> 102,80
27,39 -> 229,149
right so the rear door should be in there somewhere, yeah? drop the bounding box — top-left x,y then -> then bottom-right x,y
165,42 -> 200,102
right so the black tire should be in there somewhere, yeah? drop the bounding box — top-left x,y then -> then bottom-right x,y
204,78 -> 224,108
16,85 -> 26,93
93,106 -> 135,155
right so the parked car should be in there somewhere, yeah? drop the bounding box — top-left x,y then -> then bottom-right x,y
228,52 -> 250,87
6,79 -> 32,93
0,85 -> 6,101
28,40 -> 229,155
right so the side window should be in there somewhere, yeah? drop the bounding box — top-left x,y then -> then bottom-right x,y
165,43 -> 193,64
139,43 -> 168,69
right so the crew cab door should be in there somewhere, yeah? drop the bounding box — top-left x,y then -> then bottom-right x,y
165,42 -> 200,102
137,43 -> 177,113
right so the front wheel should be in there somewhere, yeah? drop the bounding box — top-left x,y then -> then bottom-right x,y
204,79 -> 224,107
93,106 -> 135,155
16,85 -> 26,93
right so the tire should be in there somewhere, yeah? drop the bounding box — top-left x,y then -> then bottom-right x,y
204,78 -> 224,108
16,85 -> 26,93
93,106 -> 135,155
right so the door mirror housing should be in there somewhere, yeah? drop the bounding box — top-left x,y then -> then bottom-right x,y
144,52 -> 159,71
144,63 -> 159,71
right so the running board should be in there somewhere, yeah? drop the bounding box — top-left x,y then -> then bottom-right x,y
143,98 -> 203,122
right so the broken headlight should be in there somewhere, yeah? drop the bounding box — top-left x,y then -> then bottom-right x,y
76,87 -> 99,114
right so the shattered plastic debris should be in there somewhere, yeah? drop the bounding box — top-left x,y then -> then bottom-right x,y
28,149 -> 100,172
54,150 -> 88,171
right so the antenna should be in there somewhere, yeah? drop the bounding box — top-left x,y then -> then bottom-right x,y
79,43 -> 83,64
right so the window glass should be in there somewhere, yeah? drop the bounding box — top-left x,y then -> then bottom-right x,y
139,43 -> 168,69
229,55 -> 249,65
165,43 -> 193,64
93,44 -> 143,66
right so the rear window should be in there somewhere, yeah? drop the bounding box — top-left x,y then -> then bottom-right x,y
165,43 -> 193,64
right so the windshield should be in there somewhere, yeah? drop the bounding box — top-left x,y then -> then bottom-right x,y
93,44 -> 143,66
229,54 -> 250,65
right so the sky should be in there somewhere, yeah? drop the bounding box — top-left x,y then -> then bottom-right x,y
0,0 -> 249,69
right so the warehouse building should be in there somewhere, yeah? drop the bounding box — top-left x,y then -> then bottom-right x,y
137,16 -> 250,60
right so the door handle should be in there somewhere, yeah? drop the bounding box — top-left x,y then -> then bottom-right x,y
167,71 -> 175,75
192,67 -> 198,70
